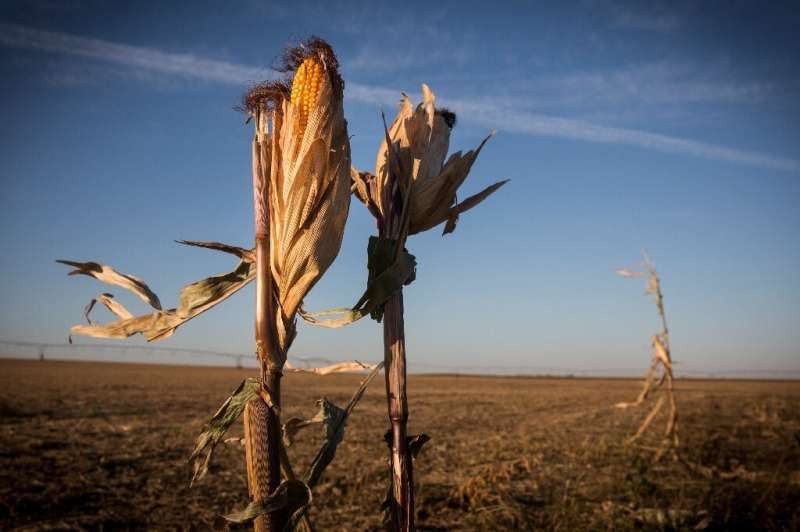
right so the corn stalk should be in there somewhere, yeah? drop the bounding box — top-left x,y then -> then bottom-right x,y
248,108 -> 285,531
615,251 -> 679,458
300,85 -> 507,530
379,148 -> 415,530
60,38 -> 356,531
241,40 -> 351,532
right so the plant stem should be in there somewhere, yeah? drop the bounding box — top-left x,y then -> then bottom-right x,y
383,289 -> 414,531
379,110 -> 416,531
246,125 -> 286,532
244,367 -> 284,531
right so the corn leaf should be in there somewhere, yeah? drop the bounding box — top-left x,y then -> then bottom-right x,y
285,360 -> 377,376
298,238 -> 415,328
304,361 -> 383,487
175,239 -> 254,261
189,377 -> 261,486
83,293 -> 133,323
218,479 -> 311,527
408,433 -> 431,458
284,362 -> 383,531
63,243 -> 256,342
382,431 -> 430,458
282,404 -> 330,448
443,179 -> 510,235
56,260 -> 162,309
615,268 -> 645,278
653,335 -> 672,369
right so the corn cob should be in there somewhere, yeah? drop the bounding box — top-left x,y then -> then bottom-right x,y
290,56 -> 324,135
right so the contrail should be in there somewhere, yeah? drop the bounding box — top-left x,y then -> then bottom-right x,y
1,21 -> 797,172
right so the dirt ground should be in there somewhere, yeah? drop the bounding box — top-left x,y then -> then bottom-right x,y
0,359 -> 798,531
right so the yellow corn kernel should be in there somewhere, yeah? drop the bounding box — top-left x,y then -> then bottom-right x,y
290,57 -> 324,135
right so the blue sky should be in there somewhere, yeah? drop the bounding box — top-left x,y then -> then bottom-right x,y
0,0 -> 798,376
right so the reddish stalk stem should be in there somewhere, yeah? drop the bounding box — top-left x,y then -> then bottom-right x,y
247,131 -> 286,532
244,364 -> 283,531
383,289 -> 414,531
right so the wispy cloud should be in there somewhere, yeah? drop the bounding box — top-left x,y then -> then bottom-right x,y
539,62 -> 780,106
348,44 -> 472,72
1,21 -> 797,172
0,21 -> 268,84
444,97 -> 798,171
604,1 -> 686,33
611,9 -> 682,33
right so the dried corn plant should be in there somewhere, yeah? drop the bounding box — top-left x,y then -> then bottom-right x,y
615,251 -> 678,458
59,38 -> 383,532
303,84 -> 507,531
239,37 -> 355,532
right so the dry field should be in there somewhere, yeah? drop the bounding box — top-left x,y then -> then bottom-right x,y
0,359 -> 798,531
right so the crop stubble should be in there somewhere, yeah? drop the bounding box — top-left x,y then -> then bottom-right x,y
0,359 -> 798,530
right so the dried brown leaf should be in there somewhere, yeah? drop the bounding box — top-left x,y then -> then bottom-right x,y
443,179 -> 510,235
285,360 -> 376,375
57,260 -> 162,310
304,362 -> 384,487
298,244 -> 416,328
653,335 -> 671,368
189,378 -> 261,486
219,479 -> 311,527
361,85 -> 503,237
84,293 -> 133,323
176,240 -> 255,262
615,268 -> 645,278
66,253 -> 255,342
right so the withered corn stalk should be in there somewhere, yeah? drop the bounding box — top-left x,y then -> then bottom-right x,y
234,38 -> 353,532
365,89 -> 505,530
304,85 -> 507,530
59,38 -> 384,532
615,251 -> 679,458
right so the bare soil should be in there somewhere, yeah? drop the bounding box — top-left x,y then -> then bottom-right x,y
1,359 -> 798,530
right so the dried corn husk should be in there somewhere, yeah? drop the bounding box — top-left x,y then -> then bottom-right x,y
303,85 -> 506,328
353,84 -> 508,236
246,39 -> 351,354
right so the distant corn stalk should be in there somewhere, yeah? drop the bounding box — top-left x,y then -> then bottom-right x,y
614,251 -> 679,458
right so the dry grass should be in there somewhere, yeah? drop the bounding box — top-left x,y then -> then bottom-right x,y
1,359 -> 799,530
